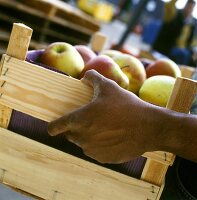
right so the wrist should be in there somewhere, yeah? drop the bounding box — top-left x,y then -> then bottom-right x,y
153,108 -> 187,154
141,104 -> 183,153
143,105 -> 173,152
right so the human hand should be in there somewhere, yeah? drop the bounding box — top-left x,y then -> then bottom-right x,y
48,70 -> 164,163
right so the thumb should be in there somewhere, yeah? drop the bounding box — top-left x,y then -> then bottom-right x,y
81,69 -> 106,88
48,105 -> 89,136
48,114 -> 70,136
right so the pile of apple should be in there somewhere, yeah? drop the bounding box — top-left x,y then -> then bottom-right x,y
40,42 -> 182,108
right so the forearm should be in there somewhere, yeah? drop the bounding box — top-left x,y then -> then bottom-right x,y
156,108 -> 197,162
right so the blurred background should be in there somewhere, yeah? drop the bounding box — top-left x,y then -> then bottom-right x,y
0,0 -> 197,199
0,0 -> 197,67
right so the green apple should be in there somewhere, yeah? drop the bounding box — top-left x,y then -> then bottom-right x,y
112,54 -> 146,94
40,42 -> 84,78
139,75 -> 176,107
80,55 -> 129,89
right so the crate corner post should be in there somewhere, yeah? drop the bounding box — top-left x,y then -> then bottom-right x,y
6,23 -> 33,60
0,23 -> 32,129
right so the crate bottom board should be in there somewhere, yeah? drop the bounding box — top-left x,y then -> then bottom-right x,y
7,109 -> 147,180
0,127 -> 160,200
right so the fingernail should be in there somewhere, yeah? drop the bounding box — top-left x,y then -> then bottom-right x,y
47,122 -> 57,136
47,121 -> 65,136
48,118 -> 70,136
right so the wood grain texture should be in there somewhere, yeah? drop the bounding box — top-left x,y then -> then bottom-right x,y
0,55 -> 93,122
0,127 -> 159,200
141,160 -> 168,186
0,104 -> 12,128
142,151 -> 175,166
6,23 -> 32,60
166,77 -> 197,113
141,77 -> 197,186
0,23 -> 32,128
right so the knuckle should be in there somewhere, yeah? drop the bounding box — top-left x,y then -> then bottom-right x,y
84,69 -> 97,78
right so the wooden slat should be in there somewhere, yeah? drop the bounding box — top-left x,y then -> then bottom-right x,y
0,12 -> 86,45
141,160 -> 168,186
0,104 -> 12,128
0,55 -> 93,122
142,151 -> 175,166
0,127 -> 159,200
156,183 -> 165,200
0,23 -> 33,128
12,0 -> 100,31
43,0 -> 100,31
141,77 -> 197,186
6,23 -> 32,61
166,77 -> 197,112
0,0 -> 97,38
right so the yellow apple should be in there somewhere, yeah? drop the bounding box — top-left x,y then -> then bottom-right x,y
40,42 -> 84,78
112,54 -> 146,94
139,75 -> 176,107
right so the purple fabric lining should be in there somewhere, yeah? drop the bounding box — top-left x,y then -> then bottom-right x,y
7,50 -> 147,179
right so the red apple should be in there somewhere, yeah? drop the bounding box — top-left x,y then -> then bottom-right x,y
145,58 -> 181,78
112,54 -> 146,94
80,55 -> 129,89
40,42 -> 84,78
75,45 -> 97,64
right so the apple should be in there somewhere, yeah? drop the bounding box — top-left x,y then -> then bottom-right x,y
40,42 -> 84,78
139,75 -> 176,107
139,58 -> 154,69
145,58 -> 181,78
80,55 -> 129,89
100,49 -> 122,58
112,54 -> 146,94
75,45 -> 96,64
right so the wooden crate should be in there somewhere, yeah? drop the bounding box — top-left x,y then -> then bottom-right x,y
0,23 -> 197,200
0,0 -> 100,56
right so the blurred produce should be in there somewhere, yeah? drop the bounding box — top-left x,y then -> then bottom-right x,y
77,0 -> 114,22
